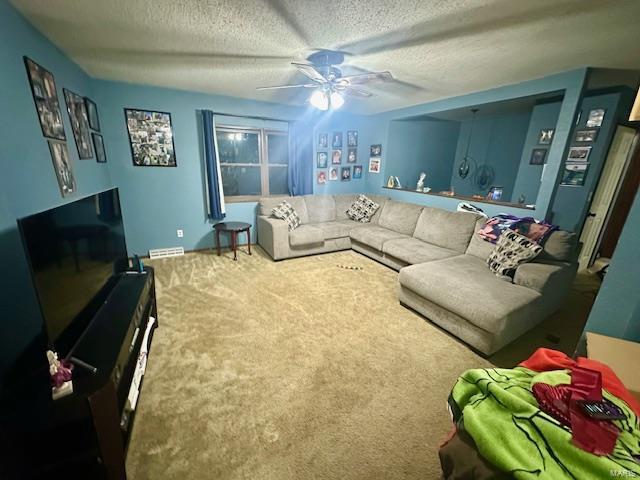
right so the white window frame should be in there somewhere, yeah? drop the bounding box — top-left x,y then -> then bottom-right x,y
216,125 -> 288,202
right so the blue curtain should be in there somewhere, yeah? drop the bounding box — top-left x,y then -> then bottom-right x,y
287,120 -> 314,196
202,110 -> 226,220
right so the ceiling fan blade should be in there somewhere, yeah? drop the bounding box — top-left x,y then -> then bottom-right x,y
291,62 -> 328,83
256,83 -> 317,90
344,87 -> 373,98
339,71 -> 394,85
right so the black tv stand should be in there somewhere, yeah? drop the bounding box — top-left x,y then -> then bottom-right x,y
0,267 -> 158,480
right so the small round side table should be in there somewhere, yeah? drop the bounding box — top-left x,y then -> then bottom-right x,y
214,222 -> 252,261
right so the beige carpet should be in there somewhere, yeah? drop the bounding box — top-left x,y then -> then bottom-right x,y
126,247 -> 598,479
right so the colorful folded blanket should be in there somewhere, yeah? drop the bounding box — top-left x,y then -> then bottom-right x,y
478,214 -> 557,244
449,366 -> 640,479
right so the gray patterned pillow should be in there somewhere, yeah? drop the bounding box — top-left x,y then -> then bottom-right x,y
487,229 -> 543,280
271,200 -> 300,231
346,194 -> 380,223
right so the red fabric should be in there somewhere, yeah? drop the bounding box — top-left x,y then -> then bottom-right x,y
533,366 -> 620,455
520,348 -> 640,416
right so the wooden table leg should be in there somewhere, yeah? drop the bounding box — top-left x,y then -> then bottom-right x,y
216,228 -> 221,256
232,231 -> 237,261
246,228 -> 251,255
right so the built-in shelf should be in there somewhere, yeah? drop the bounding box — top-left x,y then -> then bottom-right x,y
382,186 -> 536,210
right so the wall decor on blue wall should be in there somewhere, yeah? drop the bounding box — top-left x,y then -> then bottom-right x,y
84,97 -> 100,131
329,166 -> 339,181
347,148 -> 357,163
347,130 -> 358,146
574,128 -> 599,143
353,165 -> 363,179
92,132 -> 107,163
317,151 -> 328,168
538,128 -> 554,144
317,171 -> 327,184
23,56 -> 66,141
586,108 -> 605,127
332,131 -> 343,148
63,88 -> 93,159
124,108 -> 176,167
530,148 -> 547,165
318,133 -> 328,148
341,167 -> 351,181
567,145 -> 591,162
561,162 -> 589,186
332,149 -> 342,164
370,144 -> 382,157
47,140 -> 76,196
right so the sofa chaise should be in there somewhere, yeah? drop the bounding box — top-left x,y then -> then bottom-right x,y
257,194 -> 577,355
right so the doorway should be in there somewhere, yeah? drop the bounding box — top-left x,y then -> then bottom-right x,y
578,125 -> 640,271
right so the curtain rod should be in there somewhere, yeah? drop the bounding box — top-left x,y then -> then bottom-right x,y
205,110 -> 293,124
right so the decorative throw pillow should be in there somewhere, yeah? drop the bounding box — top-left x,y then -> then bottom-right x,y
271,200 -> 300,231
486,229 -> 543,280
346,195 -> 380,223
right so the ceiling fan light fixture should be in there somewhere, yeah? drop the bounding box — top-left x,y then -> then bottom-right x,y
330,91 -> 344,109
310,89 -> 328,110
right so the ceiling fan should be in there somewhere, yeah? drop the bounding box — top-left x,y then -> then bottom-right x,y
256,50 -> 395,110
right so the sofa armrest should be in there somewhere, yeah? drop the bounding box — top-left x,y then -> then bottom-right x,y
257,215 -> 289,260
513,261 -> 577,295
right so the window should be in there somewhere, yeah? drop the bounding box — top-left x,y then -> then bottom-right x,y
217,126 -> 289,201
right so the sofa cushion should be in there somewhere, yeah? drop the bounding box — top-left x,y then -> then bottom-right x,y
303,195 -> 336,223
260,196 -> 309,224
289,224 -> 324,247
377,200 -> 423,235
383,237 -> 460,265
487,229 -> 543,280
538,230 -> 577,263
346,194 -> 380,223
413,207 -> 480,253
313,221 -> 361,240
398,255 -> 541,334
271,201 -> 301,231
334,194 -> 358,220
367,195 -> 390,224
466,217 -> 495,260
350,225 -> 409,251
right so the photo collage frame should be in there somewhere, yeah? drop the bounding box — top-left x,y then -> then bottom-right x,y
317,130 -> 362,184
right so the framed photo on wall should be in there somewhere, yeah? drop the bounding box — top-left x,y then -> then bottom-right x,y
64,89 -> 93,159
317,171 -> 327,185
574,128 -> 599,143
353,165 -> 363,179
24,57 -> 66,141
561,162 -> 589,186
318,133 -> 328,149
317,151 -> 328,168
369,157 -> 381,173
85,97 -> 100,131
332,149 -> 342,164
124,108 -> 177,167
567,146 -> 591,162
332,131 -> 342,148
328,166 -> 339,181
341,167 -> 351,181
586,109 -> 605,127
48,140 -> 76,197
370,144 -> 382,157
530,148 -> 547,165
347,148 -> 357,163
92,132 -> 107,163
538,128 -> 554,145
347,130 -> 358,147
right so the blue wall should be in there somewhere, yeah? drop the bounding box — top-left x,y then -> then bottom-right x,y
386,119 -> 460,192
584,190 -> 640,342
0,1 -> 114,379
511,101 -> 562,205
450,111 -> 530,200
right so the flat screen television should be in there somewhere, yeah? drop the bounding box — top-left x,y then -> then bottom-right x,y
18,188 -> 128,357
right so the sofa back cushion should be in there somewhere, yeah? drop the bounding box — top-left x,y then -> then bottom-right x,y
466,217 -> 495,260
334,194 -> 358,220
537,230 -> 577,263
377,200 -> 423,235
413,207 -> 480,253
259,196 -> 309,224
367,195 -> 389,224
303,195 -> 336,223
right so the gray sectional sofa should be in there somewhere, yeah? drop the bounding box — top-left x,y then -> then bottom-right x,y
257,194 -> 577,355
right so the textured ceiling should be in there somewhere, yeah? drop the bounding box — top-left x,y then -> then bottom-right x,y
11,0 -> 640,114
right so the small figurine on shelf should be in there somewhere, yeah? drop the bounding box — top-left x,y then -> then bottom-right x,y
387,175 -> 395,188
416,172 -> 426,192
47,350 -> 74,399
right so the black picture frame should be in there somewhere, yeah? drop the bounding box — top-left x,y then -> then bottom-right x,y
347,148 -> 357,163
92,132 -> 107,163
353,165 -> 363,179
316,151 -> 328,168
85,97 -> 100,131
48,140 -> 76,197
341,166 -> 351,181
23,56 -> 66,141
530,148 -> 547,165
538,128 -> 554,145
124,108 -> 177,167
347,130 -> 358,147
64,88 -> 93,159
586,108 -> 606,128
318,133 -> 328,149
370,144 -> 382,157
332,131 -> 342,148
574,128 -> 599,143
331,149 -> 342,165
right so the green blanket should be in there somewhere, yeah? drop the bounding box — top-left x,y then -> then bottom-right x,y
449,367 -> 640,479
